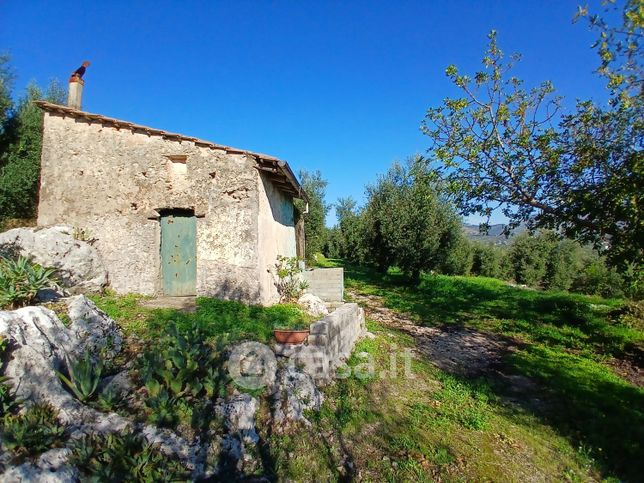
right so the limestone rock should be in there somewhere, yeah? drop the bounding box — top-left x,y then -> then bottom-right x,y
216,394 -> 259,444
98,370 -> 134,401
215,394 -> 260,475
272,366 -> 323,426
227,341 -> 277,391
272,344 -> 330,381
297,293 -> 329,317
66,295 -> 122,360
0,305 -> 200,477
0,226 -> 107,294
0,306 -> 83,422
1,448 -> 78,483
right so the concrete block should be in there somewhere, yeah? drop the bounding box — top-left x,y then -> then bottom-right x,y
307,334 -> 328,347
309,321 -> 328,335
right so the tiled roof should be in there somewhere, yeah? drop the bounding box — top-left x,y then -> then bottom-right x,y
34,100 -> 307,201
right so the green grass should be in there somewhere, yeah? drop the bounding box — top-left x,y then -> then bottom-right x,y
266,321 -> 599,482
336,261 -> 644,482
90,292 -> 315,344
87,268 -> 643,481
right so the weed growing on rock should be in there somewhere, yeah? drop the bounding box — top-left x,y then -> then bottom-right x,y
137,321 -> 228,429
1,404 -> 66,457
0,256 -> 58,309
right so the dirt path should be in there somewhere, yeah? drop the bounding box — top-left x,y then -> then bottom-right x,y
349,289 -> 541,402
351,291 -> 519,376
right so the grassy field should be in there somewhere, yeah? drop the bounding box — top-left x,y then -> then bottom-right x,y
308,260 -> 643,482
85,266 -> 643,481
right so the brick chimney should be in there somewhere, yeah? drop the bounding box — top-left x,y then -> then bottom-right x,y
67,77 -> 83,110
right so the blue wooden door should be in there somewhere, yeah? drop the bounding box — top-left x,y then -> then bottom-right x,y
161,213 -> 196,296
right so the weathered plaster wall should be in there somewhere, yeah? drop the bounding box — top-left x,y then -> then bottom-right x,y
38,112 -> 263,300
257,172 -> 297,304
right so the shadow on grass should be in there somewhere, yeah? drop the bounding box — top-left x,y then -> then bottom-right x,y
342,262 -> 644,482
344,264 -> 639,359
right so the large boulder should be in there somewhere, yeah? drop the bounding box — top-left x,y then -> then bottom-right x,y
297,293 -> 329,317
0,448 -> 78,483
0,226 -> 107,294
67,295 -> 122,360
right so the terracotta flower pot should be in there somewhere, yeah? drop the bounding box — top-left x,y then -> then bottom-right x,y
273,328 -> 310,344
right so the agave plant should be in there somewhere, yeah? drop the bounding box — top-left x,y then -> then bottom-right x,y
57,351 -> 104,403
0,376 -> 20,417
93,386 -> 124,412
71,430 -> 188,481
1,403 -> 66,456
0,256 -> 58,309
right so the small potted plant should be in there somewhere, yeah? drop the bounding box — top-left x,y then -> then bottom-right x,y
273,319 -> 310,344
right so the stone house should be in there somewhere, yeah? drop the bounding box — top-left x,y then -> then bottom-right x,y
34,93 -> 307,305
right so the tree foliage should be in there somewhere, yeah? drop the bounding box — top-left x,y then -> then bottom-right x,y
295,169 -> 330,259
325,196 -> 363,262
358,156 -> 465,281
422,2 -> 642,276
0,56 -> 65,226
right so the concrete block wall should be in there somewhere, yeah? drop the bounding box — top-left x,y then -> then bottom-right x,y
272,302 -> 366,381
303,268 -> 344,302
308,303 -> 365,371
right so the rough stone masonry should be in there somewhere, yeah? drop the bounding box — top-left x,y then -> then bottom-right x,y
35,101 -> 307,305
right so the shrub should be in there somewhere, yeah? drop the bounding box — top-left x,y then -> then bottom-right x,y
273,255 -> 308,302
439,234 -> 473,276
57,351 -> 104,403
611,301 -> 644,331
0,256 -> 58,309
1,403 -> 66,456
543,239 -> 585,291
71,431 -> 188,481
508,232 -> 554,287
572,258 -> 625,298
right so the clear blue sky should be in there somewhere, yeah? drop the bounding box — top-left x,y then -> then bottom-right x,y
1,0 -> 608,225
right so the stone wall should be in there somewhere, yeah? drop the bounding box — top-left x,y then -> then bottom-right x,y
37,111 -> 295,303
303,268 -> 344,302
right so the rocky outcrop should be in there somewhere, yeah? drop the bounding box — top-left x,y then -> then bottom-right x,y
0,448 -> 78,483
0,304 -> 198,476
0,226 -> 107,294
227,341 -> 277,390
297,293 -> 328,317
66,295 -> 122,360
272,366 -> 323,426
214,394 -> 261,476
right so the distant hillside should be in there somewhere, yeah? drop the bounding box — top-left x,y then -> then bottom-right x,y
462,223 -> 526,245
